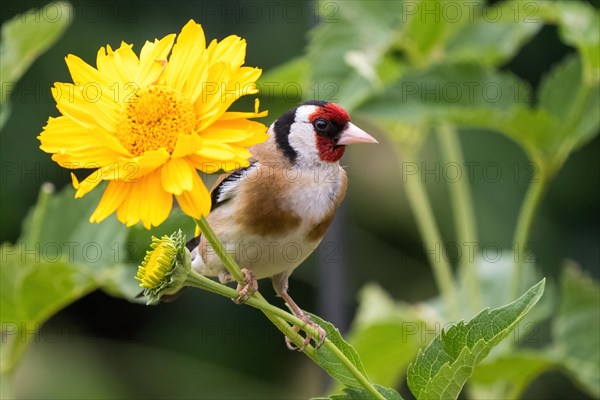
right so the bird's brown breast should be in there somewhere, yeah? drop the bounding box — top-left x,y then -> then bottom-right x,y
237,184 -> 302,237
233,138 -> 347,242
306,213 -> 335,242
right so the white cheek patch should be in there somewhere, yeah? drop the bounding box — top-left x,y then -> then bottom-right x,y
288,121 -> 317,161
288,105 -> 319,163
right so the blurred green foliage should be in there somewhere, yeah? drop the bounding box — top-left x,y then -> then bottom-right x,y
1,1 -> 599,399
0,2 -> 73,129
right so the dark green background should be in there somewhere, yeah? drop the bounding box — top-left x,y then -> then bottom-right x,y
1,1 -> 598,398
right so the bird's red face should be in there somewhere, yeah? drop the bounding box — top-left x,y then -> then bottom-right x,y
272,100 -> 378,165
309,103 -> 351,162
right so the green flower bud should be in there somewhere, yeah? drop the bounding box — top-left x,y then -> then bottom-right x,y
135,229 -> 190,305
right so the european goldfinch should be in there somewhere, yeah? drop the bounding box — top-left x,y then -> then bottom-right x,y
187,100 -> 377,350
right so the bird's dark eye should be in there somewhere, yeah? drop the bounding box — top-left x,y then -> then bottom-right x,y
314,119 -> 330,133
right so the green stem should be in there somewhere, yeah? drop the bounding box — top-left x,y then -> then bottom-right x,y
185,270 -> 306,329
193,217 -> 385,400
436,123 -> 482,313
399,144 -> 460,320
195,217 -> 244,282
184,271 -> 311,349
509,166 -> 548,301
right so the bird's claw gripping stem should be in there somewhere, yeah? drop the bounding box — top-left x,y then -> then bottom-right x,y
233,268 -> 258,304
285,312 -> 327,351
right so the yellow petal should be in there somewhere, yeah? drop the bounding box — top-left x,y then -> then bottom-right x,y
90,180 -> 131,223
73,148 -> 170,198
112,42 -> 139,80
52,82 -> 119,133
196,141 -> 236,160
40,117 -> 130,167
64,55 -> 123,125
73,169 -> 105,198
96,43 -> 138,84
39,116 -> 94,151
212,35 -> 246,69
65,54 -> 109,86
103,148 -> 170,182
195,62 -> 233,131
171,132 -> 203,158
195,67 -> 263,131
175,170 -> 211,218
231,146 -> 252,161
186,154 -> 241,174
52,83 -> 97,130
218,98 -> 268,120
71,172 -> 80,189
185,58 -> 209,104
116,170 -> 173,228
136,34 -> 176,87
200,119 -> 267,143
161,157 -> 194,195
164,20 -> 206,95
116,178 -> 142,227
140,169 -> 173,228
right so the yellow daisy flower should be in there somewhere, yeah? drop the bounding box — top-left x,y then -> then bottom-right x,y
38,20 -> 268,228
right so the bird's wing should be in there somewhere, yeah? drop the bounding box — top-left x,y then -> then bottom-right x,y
210,160 -> 258,211
186,160 -> 258,251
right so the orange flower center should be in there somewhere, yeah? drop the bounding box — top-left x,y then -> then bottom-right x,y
116,86 -> 196,156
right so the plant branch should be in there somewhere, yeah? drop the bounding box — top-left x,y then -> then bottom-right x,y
436,123 -> 482,313
509,171 -> 548,300
195,217 -> 245,282
193,217 -> 385,400
397,144 -> 460,320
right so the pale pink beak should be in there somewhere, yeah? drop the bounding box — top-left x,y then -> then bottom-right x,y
337,122 -> 378,145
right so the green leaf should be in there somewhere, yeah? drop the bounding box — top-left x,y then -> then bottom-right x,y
308,314 -> 369,389
455,254 -> 555,324
260,57 -> 310,92
258,57 -> 311,119
407,279 -> 545,400
0,1 -> 73,129
397,0 -> 477,65
534,0 -> 600,85
372,1 -> 542,83
538,54 -> 600,168
315,385 -> 403,400
445,2 -> 542,66
358,56 -> 598,176
21,184 -> 129,272
356,64 -> 532,147
307,0 -> 402,110
362,63 -> 531,119
0,181 -> 195,375
470,350 -> 557,399
347,284 -> 436,389
20,183 -> 195,300
552,262 -> 600,398
0,244 -> 97,373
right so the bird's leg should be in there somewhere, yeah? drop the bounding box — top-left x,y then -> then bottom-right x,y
234,268 -> 258,304
280,291 -> 327,351
272,273 -> 327,351
219,268 -> 258,304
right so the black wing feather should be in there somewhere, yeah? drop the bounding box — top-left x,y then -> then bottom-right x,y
210,161 -> 257,211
